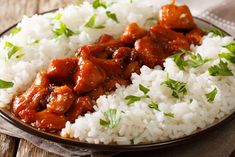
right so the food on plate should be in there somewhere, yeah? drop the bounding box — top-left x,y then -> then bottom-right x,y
0,0 -> 234,145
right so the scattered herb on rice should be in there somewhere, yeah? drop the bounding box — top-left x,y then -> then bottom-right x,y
205,88 -> 217,103
106,11 -> 119,23
125,84 -> 150,105
100,109 -> 120,128
16,53 -> 24,59
84,14 -> 105,29
164,112 -> 174,118
161,74 -> 187,98
148,101 -> 160,111
92,0 -> 107,9
219,43 -> 235,64
208,60 -> 233,76
52,12 -> 62,20
4,41 -> 21,59
207,28 -> 225,37
0,79 -> 14,89
146,17 -> 156,21
171,48 -> 211,70
11,27 -> 21,35
52,22 -> 74,38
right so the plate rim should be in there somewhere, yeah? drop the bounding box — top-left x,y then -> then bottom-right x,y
0,11 -> 234,151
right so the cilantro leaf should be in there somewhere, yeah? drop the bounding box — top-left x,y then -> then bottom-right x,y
16,53 -> 24,59
4,41 -> 21,59
208,60 -> 233,76
146,17 -> 156,21
106,11 -> 119,23
52,22 -> 74,38
84,14 -> 105,29
11,27 -> 21,35
92,0 -> 107,9
186,53 -> 211,68
148,101 -> 160,111
52,12 -> 62,20
164,112 -> 174,118
170,51 -> 187,70
208,28 -> 225,37
161,74 -> 187,98
100,109 -> 120,128
205,88 -> 217,103
139,84 -> 149,95
0,79 -> 14,89
223,43 -> 235,54
125,95 -> 141,105
219,53 -> 235,64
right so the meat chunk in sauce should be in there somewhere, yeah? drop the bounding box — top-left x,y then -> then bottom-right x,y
186,27 -> 204,45
12,71 -> 49,116
120,23 -> 147,44
67,96 -> 94,123
73,59 -> 106,94
159,3 -> 195,30
47,85 -> 75,114
47,58 -> 78,82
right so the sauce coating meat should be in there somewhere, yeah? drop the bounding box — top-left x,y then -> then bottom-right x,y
11,3 -> 203,133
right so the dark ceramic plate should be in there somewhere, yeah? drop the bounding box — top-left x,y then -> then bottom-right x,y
0,13 -> 235,152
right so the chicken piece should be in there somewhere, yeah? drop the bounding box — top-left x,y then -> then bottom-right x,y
113,47 -> 132,64
47,85 -> 75,114
159,3 -> 195,30
73,59 -> 106,94
87,86 -> 105,100
135,36 -> 167,68
124,61 -> 141,79
97,34 -> 114,44
47,58 -> 78,82
186,27 -> 204,45
104,78 -> 130,91
11,71 -> 49,116
66,96 -> 94,123
121,23 -> 147,44
18,109 -> 36,124
32,110 -> 66,132
150,24 -> 190,52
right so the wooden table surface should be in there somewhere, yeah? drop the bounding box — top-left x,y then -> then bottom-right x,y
0,1 -> 76,156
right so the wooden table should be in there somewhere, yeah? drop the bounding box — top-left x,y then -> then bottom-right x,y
0,1 -> 76,156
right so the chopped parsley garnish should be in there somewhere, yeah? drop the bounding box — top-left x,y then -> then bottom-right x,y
208,28 -> 225,37
219,43 -> 235,64
0,79 -> 14,89
161,74 -> 187,98
100,109 -> 120,128
164,112 -> 174,118
84,14 -> 105,29
16,53 -> 24,59
4,41 -> 21,59
146,17 -> 156,21
11,27 -> 21,35
125,84 -> 150,105
52,22 -> 74,38
148,101 -> 160,111
92,0 -> 107,9
171,48 -> 211,70
208,60 -> 233,76
205,88 -> 217,103
52,12 -> 62,20
106,11 -> 119,23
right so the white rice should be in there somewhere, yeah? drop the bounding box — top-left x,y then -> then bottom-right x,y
0,0 -> 234,145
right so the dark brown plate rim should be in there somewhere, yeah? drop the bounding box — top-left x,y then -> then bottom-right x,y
0,10 -> 234,151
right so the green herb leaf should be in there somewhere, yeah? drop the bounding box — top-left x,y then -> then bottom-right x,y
164,112 -> 174,118
187,53 -> 211,68
161,74 -> 187,98
11,27 -> 21,35
205,88 -> 217,103
148,101 -> 160,111
223,43 -> 235,54
125,95 -> 141,105
170,51 -> 187,70
92,0 -> 107,9
208,60 -> 233,76
0,79 -> 14,89
84,14 -> 105,29
208,28 -> 225,37
4,41 -> 21,59
146,17 -> 156,21
139,84 -> 149,95
219,53 -> 235,64
16,53 -> 24,59
52,12 -> 62,20
100,109 -> 120,128
52,22 -> 74,38
106,11 -> 119,23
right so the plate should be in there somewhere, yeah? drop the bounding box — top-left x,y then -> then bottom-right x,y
0,14 -> 235,152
